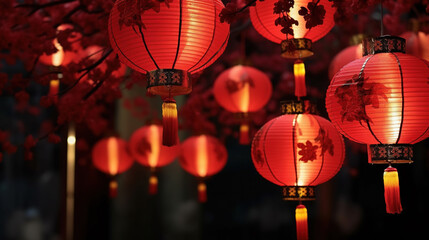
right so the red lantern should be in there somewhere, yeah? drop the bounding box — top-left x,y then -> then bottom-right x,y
129,124 -> 180,195
213,65 -> 272,144
251,101 -> 345,240
92,137 -> 134,198
109,0 -> 230,146
249,0 -> 335,58
400,31 -> 429,61
326,36 -> 429,214
179,135 -> 228,203
329,44 -> 363,79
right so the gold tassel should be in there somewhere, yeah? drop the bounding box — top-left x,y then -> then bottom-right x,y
295,204 -> 308,240
198,182 -> 207,203
162,99 -> 178,147
239,123 -> 250,145
294,60 -> 307,98
148,175 -> 158,195
109,179 -> 118,198
383,166 -> 402,214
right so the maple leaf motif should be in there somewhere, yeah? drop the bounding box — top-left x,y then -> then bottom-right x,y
314,127 -> 334,157
335,72 -> 389,124
136,139 -> 152,156
298,2 -> 326,29
297,140 -> 318,163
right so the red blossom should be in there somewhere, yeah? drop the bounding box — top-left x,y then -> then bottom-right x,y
297,140 -> 318,163
48,133 -> 61,144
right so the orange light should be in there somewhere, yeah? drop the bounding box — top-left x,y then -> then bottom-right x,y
294,61 -> 306,98
107,137 -> 119,176
295,204 -> 308,240
196,136 -> 208,178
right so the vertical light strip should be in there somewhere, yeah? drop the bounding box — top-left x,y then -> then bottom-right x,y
196,135 -> 208,178
66,122 -> 76,240
148,125 -> 160,168
107,137 -> 119,176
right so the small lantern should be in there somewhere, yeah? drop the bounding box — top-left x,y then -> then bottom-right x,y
92,137 -> 134,198
213,65 -> 272,144
179,135 -> 228,203
129,125 -> 179,195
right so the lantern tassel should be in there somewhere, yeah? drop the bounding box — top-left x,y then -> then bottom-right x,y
239,123 -> 250,145
109,179 -> 118,198
383,166 -> 402,214
49,79 -> 60,104
295,204 -> 308,240
294,60 -> 307,98
198,182 -> 207,203
149,175 -> 158,195
162,98 -> 178,147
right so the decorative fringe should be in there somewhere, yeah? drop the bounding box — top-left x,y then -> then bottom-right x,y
149,175 -> 158,195
295,204 -> 308,240
109,180 -> 118,198
49,79 -> 60,104
383,166 -> 402,214
198,182 -> 207,203
239,123 -> 250,145
294,60 -> 307,98
162,99 -> 178,147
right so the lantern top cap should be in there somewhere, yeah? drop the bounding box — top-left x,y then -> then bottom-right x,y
280,100 -> 316,115
362,35 -> 406,56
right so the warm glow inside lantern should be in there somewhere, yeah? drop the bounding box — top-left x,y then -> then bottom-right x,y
249,0 -> 335,58
251,100 -> 345,240
92,137 -> 134,197
129,125 -> 179,195
326,35 -> 429,214
109,0 -> 230,146
213,65 -> 272,144
179,135 -> 228,202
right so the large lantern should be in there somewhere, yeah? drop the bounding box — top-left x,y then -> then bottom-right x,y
109,0 -> 230,146
179,135 -> 228,202
129,124 -> 180,195
213,65 -> 272,144
251,100 -> 345,240
249,0 -> 335,58
92,137 -> 134,197
326,36 -> 429,214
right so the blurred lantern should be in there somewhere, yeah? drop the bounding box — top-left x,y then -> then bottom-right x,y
252,100 -> 345,240
213,65 -> 272,144
80,45 -> 128,84
129,124 -> 179,195
329,34 -> 366,79
39,24 -> 82,103
109,0 -> 230,146
401,31 -> 429,61
249,0 -> 335,58
179,135 -> 228,203
92,137 -> 134,198
326,36 -> 429,214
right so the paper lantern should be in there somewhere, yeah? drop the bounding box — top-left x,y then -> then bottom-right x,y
249,0 -> 335,58
326,36 -> 429,214
251,100 -> 345,240
179,135 -> 228,202
129,125 -> 180,195
401,31 -> 429,61
213,65 -> 272,144
92,137 -> 134,197
109,0 -> 230,146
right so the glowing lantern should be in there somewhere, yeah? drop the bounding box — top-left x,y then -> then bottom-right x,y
92,137 -> 134,198
326,36 -> 429,214
400,31 -> 429,61
109,0 -> 230,146
179,135 -> 228,202
213,65 -> 272,144
249,0 -> 335,58
251,100 -> 345,240
129,125 -> 179,195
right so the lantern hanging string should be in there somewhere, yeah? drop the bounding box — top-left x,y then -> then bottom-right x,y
380,0 -> 384,36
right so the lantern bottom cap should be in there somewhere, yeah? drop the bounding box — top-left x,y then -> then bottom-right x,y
281,38 -> 313,59
368,144 -> 413,164
282,186 -> 316,201
147,69 -> 192,97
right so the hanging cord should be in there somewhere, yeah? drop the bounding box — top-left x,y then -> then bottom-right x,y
380,0 -> 384,36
